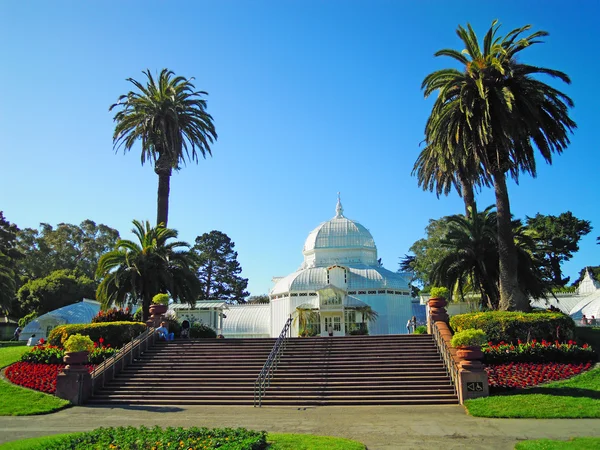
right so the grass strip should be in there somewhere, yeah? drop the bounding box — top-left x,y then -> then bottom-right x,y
465,366 -> 600,418
516,437 -> 600,449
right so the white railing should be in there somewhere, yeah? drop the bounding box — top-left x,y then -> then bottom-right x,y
253,315 -> 292,407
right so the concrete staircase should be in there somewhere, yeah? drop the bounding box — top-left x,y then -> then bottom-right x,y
88,335 -> 458,406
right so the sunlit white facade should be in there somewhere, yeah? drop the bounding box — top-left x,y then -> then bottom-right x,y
218,196 -> 420,338
268,195 -> 415,337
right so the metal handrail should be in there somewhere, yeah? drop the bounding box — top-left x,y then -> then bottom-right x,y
430,316 -> 460,395
90,327 -> 157,395
253,315 -> 293,407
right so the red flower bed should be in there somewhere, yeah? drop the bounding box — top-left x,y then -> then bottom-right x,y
486,362 -> 593,391
5,362 -> 94,394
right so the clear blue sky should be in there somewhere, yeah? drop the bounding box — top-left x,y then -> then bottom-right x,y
1,1 -> 598,296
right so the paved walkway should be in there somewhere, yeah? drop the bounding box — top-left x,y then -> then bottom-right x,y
0,404 -> 599,449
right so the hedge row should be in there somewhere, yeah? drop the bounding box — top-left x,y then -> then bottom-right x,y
449,311 -> 576,343
48,322 -> 147,348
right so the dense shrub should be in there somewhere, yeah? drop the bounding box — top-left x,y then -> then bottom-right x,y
414,325 -> 427,334
189,323 -> 217,338
26,426 -> 267,450
483,339 -> 596,364
575,327 -> 600,360
20,343 -> 116,365
450,311 -> 576,343
48,322 -> 146,348
133,307 -> 142,322
92,307 -> 134,323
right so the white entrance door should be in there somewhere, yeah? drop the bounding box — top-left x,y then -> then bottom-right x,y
323,315 -> 343,336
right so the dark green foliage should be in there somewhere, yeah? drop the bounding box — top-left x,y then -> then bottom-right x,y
525,212 -> 592,287
192,231 -> 249,303
422,21 -> 576,311
28,426 -> 266,450
48,322 -> 146,348
450,311 -> 576,343
189,323 -> 217,338
16,269 -> 96,316
96,220 -> 200,322
414,325 -> 427,334
0,212 -> 20,315
15,220 -> 119,280
17,311 -> 37,328
92,307 -> 134,323
575,327 -> 600,359
110,69 -> 218,227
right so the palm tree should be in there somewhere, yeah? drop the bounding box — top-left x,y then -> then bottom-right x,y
96,220 -> 200,322
431,206 -> 500,309
422,21 -> 576,311
293,307 -> 319,337
110,69 -> 217,227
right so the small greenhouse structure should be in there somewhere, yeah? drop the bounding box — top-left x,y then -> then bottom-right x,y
20,299 -> 100,341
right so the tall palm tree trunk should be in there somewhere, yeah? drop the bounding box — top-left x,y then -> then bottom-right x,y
459,178 -> 476,218
493,171 -> 528,311
155,156 -> 172,227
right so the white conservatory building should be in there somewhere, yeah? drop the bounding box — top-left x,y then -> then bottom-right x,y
170,197 -> 421,338
268,196 -> 416,337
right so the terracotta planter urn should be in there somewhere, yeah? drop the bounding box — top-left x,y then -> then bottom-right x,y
456,346 -> 484,371
149,304 -> 168,316
428,297 -> 447,309
428,297 -> 449,324
63,351 -> 89,371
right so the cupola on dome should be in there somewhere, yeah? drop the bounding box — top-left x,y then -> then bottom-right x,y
302,194 -> 377,267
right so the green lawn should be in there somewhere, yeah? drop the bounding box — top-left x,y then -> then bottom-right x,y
465,366 -> 600,418
516,437 -> 600,449
0,432 -> 366,450
0,346 -> 28,369
0,347 -> 70,416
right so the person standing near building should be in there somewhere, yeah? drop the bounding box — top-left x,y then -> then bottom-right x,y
13,327 -> 21,341
406,319 -> 412,334
411,316 -> 417,333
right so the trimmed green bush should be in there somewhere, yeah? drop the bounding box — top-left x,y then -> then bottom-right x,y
575,327 -> 600,361
189,323 -> 217,338
451,329 -> 487,347
450,311 -> 576,343
48,322 -> 146,348
414,325 -> 427,334
430,286 -> 449,299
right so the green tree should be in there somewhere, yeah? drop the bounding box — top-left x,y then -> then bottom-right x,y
431,206 -> 500,309
404,217 -> 454,288
422,21 -> 576,311
0,212 -> 20,315
192,231 -> 249,303
96,220 -> 200,322
525,212 -> 592,287
247,295 -> 270,304
16,269 -> 96,316
15,220 -> 119,280
110,69 -> 217,227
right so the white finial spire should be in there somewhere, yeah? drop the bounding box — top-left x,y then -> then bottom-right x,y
335,192 -> 344,218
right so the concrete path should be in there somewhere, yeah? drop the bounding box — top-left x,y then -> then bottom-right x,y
0,404 -> 599,449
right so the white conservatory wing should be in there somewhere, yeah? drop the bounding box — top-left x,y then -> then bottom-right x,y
222,305 -> 270,338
